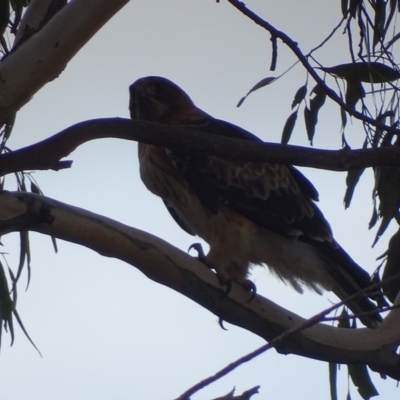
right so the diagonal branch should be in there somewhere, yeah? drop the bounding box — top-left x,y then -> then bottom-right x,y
0,0 -> 128,125
226,0 -> 400,135
1,191 -> 400,379
1,118 -> 400,177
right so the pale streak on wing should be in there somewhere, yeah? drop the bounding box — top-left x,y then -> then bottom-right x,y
193,155 -> 333,242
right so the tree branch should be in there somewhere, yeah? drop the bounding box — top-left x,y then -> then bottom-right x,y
2,118 -> 400,177
226,0 -> 400,135
0,0 -> 128,124
1,191 -> 400,379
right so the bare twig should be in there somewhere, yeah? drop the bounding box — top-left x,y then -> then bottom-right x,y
175,278 -> 395,400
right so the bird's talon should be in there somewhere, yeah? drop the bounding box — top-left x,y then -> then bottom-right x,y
188,242 -> 206,259
220,279 -> 232,298
242,279 -> 257,302
218,317 -> 228,331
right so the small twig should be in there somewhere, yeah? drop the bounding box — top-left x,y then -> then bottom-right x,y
270,35 -> 277,71
308,15 -> 347,55
175,279 -> 390,400
322,303 -> 400,323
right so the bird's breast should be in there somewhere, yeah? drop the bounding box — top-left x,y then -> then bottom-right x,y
138,144 -> 256,244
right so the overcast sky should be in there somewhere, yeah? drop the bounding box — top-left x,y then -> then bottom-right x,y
1,1 -> 399,399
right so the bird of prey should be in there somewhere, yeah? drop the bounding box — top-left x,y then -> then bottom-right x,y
129,76 -> 381,327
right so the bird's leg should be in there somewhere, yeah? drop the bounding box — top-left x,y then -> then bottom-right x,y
188,243 -> 256,301
188,242 -> 232,296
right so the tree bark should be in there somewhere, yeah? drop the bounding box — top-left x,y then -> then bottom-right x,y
0,0 -> 128,124
2,118 -> 400,177
1,191 -> 399,379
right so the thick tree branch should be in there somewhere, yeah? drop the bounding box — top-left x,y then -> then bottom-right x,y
0,191 -> 400,379
0,0 -> 128,124
1,118 -> 400,177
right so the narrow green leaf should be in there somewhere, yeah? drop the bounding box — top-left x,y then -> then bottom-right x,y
303,84 -> 326,144
372,166 -> 400,246
16,230 -> 28,283
0,261 -> 13,348
329,363 -> 338,400
30,181 -> 41,194
341,106 -> 347,130
0,0 -> 9,39
344,168 -> 365,209
321,62 -> 400,83
310,84 -> 326,110
369,198 -> 379,230
291,85 -> 307,109
345,79 -> 365,111
237,77 -> 277,107
338,308 -> 351,328
0,261 -> 13,322
281,111 -> 298,144
304,106 -> 316,145
341,0 -> 349,17
348,364 -> 379,400
382,228 -> 400,303
349,0 -> 362,17
373,0 -> 386,47
12,307 -> 42,357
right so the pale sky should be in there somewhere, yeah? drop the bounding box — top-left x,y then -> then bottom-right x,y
1,1 -> 398,399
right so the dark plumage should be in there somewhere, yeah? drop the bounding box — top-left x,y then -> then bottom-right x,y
129,76 -> 382,327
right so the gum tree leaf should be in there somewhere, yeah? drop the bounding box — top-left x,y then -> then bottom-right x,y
344,168 -> 365,209
372,166 -> 400,246
0,261 -> 14,343
237,76 -> 277,107
369,198 -> 379,230
341,0 -> 349,17
349,0 -> 362,17
303,84 -> 326,145
304,106 -> 315,144
373,0 -> 386,47
345,79 -> 365,111
338,310 -> 379,399
0,0 -> 9,39
382,228 -> 400,303
341,105 -> 347,129
348,363 -> 379,400
320,62 -> 400,83
329,362 -> 338,400
291,85 -> 307,109
281,111 -> 298,144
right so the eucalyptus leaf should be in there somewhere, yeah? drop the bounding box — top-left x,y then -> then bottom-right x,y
281,111 -> 298,144
237,76 -> 277,107
382,229 -> 400,303
344,168 -> 365,209
321,62 -> 400,83
291,85 -> 307,109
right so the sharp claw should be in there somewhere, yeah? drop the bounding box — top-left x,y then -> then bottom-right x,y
218,318 -> 228,331
188,243 -> 255,302
188,242 -> 206,259
243,279 -> 257,302
220,279 -> 232,298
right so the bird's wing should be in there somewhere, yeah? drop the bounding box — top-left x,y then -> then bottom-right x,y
165,120 -> 384,325
166,118 -> 333,243
162,199 -> 196,236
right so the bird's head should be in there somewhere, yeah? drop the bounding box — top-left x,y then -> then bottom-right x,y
129,76 -> 208,124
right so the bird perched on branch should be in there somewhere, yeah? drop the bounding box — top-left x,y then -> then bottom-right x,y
129,76 -> 382,327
